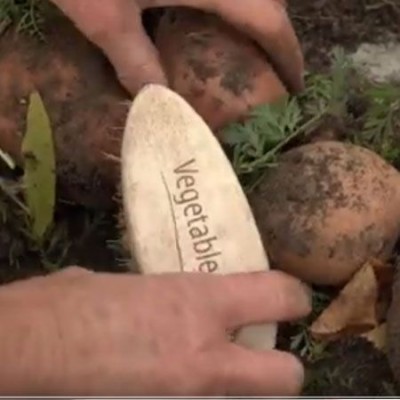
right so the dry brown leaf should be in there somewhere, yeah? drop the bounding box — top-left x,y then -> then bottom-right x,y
361,323 -> 387,351
310,263 -> 379,341
370,258 -> 395,289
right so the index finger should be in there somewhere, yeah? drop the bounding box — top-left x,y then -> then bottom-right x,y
138,0 -> 304,93
205,271 -> 311,329
51,0 -> 167,95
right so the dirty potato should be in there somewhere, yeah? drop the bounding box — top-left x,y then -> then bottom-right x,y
0,17 -> 129,209
250,141 -> 400,286
155,8 -> 287,133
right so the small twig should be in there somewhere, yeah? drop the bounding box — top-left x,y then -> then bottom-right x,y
0,178 -> 30,215
365,0 -> 400,14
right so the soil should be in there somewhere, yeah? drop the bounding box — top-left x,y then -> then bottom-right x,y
285,1 -> 400,394
289,0 -> 400,72
0,0 -> 400,396
0,203 -> 126,284
303,337 -> 396,395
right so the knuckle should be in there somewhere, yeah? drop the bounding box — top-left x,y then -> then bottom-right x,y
83,3 -> 140,45
263,9 -> 288,36
83,16 -> 119,45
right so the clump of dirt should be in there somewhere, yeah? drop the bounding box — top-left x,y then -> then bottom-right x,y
303,337 -> 397,396
351,42 -> 400,84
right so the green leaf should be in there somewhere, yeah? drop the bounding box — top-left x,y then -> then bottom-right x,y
22,91 -> 56,242
221,123 -> 248,145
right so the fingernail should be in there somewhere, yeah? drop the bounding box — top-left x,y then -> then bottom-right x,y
293,356 -> 305,393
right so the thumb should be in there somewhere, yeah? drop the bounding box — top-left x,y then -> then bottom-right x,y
103,23 -> 168,96
51,0 -> 167,96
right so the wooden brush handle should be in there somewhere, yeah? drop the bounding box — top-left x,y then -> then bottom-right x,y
121,84 -> 276,350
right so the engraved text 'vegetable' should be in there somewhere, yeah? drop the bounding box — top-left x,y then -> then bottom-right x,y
173,158 -> 221,273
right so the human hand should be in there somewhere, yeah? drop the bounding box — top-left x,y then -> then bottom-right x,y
50,0 -> 303,95
0,267 -> 311,396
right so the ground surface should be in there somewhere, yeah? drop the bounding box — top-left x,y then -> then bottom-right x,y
0,0 -> 400,396
290,0 -> 400,71
289,1 -> 400,395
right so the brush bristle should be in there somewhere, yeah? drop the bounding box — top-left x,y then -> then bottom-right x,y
113,182 -> 141,273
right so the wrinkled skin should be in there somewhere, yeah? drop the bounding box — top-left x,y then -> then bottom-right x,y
0,267 -> 311,395
51,0 -> 304,96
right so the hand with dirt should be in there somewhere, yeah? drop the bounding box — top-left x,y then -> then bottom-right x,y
0,267 -> 310,396
50,0 -> 304,95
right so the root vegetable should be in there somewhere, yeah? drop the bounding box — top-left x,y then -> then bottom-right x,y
0,17 -> 129,209
155,8 -> 287,133
250,141 -> 400,286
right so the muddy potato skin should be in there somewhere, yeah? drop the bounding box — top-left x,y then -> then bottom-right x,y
155,8 -> 287,133
250,141 -> 400,285
0,17 -> 129,209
